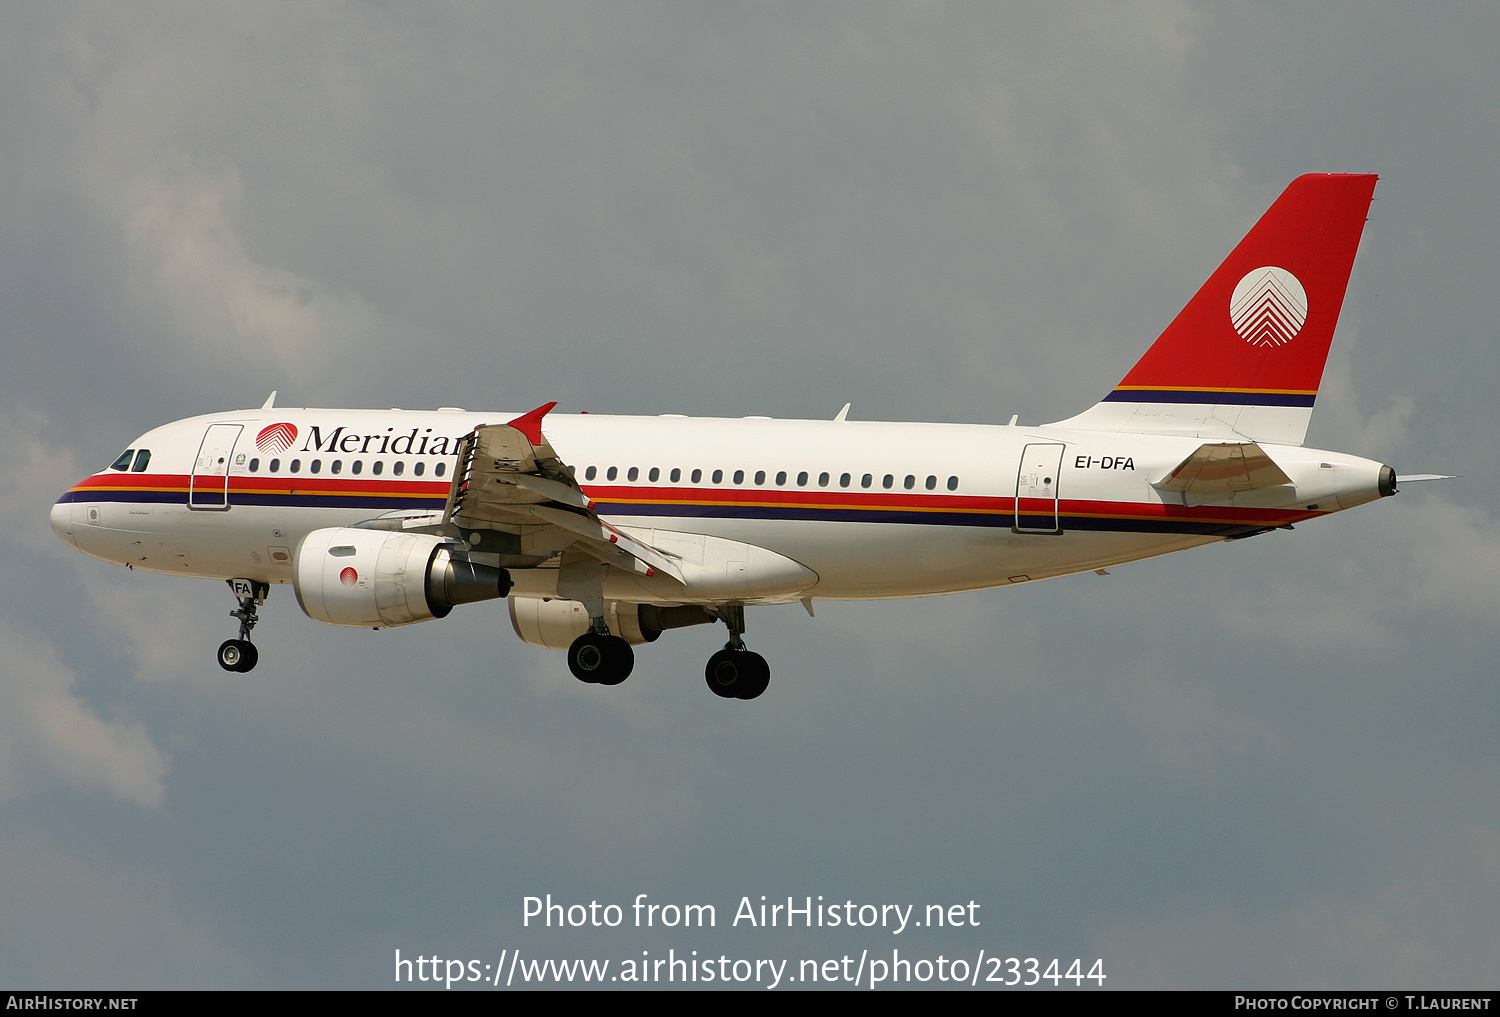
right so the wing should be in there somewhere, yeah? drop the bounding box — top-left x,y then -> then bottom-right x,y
442,402 -> 684,583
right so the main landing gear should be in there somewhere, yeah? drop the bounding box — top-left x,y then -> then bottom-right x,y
568,622 -> 634,687
704,606 -> 770,701
218,578 -> 268,673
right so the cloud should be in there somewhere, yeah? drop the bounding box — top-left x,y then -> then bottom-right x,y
1094,825 -> 1500,988
120,163 -> 387,380
1206,492 -> 1500,652
0,618 -> 166,807
0,831 -> 257,986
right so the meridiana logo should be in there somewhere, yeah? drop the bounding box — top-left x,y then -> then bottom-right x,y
340,567 -> 358,586
1229,267 -> 1308,347
256,422 -> 298,454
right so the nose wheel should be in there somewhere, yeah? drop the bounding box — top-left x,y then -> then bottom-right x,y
218,638 -> 259,673
219,579 -> 268,673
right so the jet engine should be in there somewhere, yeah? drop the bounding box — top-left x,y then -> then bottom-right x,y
294,527 -> 511,628
509,597 -> 714,649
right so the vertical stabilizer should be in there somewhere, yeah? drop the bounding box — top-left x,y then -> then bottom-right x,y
1050,174 -> 1377,445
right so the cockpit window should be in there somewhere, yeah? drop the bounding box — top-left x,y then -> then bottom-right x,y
131,449 -> 151,472
110,450 -> 135,471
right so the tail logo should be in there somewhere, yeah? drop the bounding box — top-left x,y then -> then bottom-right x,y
256,422 -> 298,454
1229,267 -> 1308,347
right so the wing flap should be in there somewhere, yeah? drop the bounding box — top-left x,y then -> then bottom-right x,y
442,403 -> 684,584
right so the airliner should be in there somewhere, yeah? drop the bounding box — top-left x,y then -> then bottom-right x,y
51,174 -> 1436,699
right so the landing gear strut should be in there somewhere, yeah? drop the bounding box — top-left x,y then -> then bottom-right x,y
704,606 -> 770,700
568,619 -> 634,686
218,578 -> 268,673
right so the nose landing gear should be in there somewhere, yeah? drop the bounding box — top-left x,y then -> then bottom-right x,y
704,606 -> 770,700
218,578 -> 268,673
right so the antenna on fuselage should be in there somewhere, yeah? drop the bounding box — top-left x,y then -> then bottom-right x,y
834,403 -> 851,422
261,391 -> 278,410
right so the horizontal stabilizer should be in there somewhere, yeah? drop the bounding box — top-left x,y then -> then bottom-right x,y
1153,442 -> 1292,495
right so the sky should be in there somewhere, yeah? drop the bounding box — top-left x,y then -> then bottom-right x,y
2,1 -> 1498,990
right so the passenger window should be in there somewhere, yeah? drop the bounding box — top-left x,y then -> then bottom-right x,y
309,460 -> 321,474
797,472 -> 808,487
649,467 -> 660,482
413,462 -> 423,476
775,471 -> 786,485
839,473 -> 851,488
861,474 -> 872,488
290,460 -> 301,474
249,458 -> 260,472
926,475 -> 937,490
110,450 -> 135,471
691,469 -> 703,483
670,468 -> 681,483
393,462 -> 404,476
435,462 -> 446,477
947,476 -> 959,491
733,470 -> 744,484
883,474 -> 894,489
904,475 -> 915,490
607,466 -> 618,481
585,466 -> 597,480
755,471 -> 766,485
372,461 -> 384,476
331,460 -> 342,475
132,449 -> 152,472
712,469 -> 723,484
818,472 -> 829,487
627,467 -> 639,481
351,461 -> 362,475
269,459 -> 281,473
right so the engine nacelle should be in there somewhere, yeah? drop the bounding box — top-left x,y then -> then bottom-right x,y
509,597 -> 714,649
294,527 -> 511,628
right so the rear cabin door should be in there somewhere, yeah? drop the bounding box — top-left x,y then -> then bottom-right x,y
189,424 -> 243,510
1014,442 -> 1064,534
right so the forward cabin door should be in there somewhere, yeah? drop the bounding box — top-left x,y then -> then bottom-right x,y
1014,442 -> 1064,534
189,424 -> 243,510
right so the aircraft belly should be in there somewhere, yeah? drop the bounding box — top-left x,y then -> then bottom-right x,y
606,515 -> 1217,599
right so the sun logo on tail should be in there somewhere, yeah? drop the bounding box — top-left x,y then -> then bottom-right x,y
1230,267 -> 1308,347
255,422 -> 298,454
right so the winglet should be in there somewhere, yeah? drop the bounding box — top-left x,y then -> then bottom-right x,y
261,391 -> 277,410
507,402 -> 558,445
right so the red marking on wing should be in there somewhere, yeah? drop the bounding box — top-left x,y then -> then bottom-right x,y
506,402 -> 558,446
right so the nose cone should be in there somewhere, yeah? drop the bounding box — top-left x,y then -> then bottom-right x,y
50,497 -> 76,548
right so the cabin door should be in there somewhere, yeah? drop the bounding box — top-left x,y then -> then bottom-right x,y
189,424 -> 243,510
1014,443 -> 1064,534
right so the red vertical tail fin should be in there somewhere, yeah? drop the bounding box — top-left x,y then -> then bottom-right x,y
1052,174 -> 1377,445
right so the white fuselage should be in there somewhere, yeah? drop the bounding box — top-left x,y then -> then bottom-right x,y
52,407 -> 1389,607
